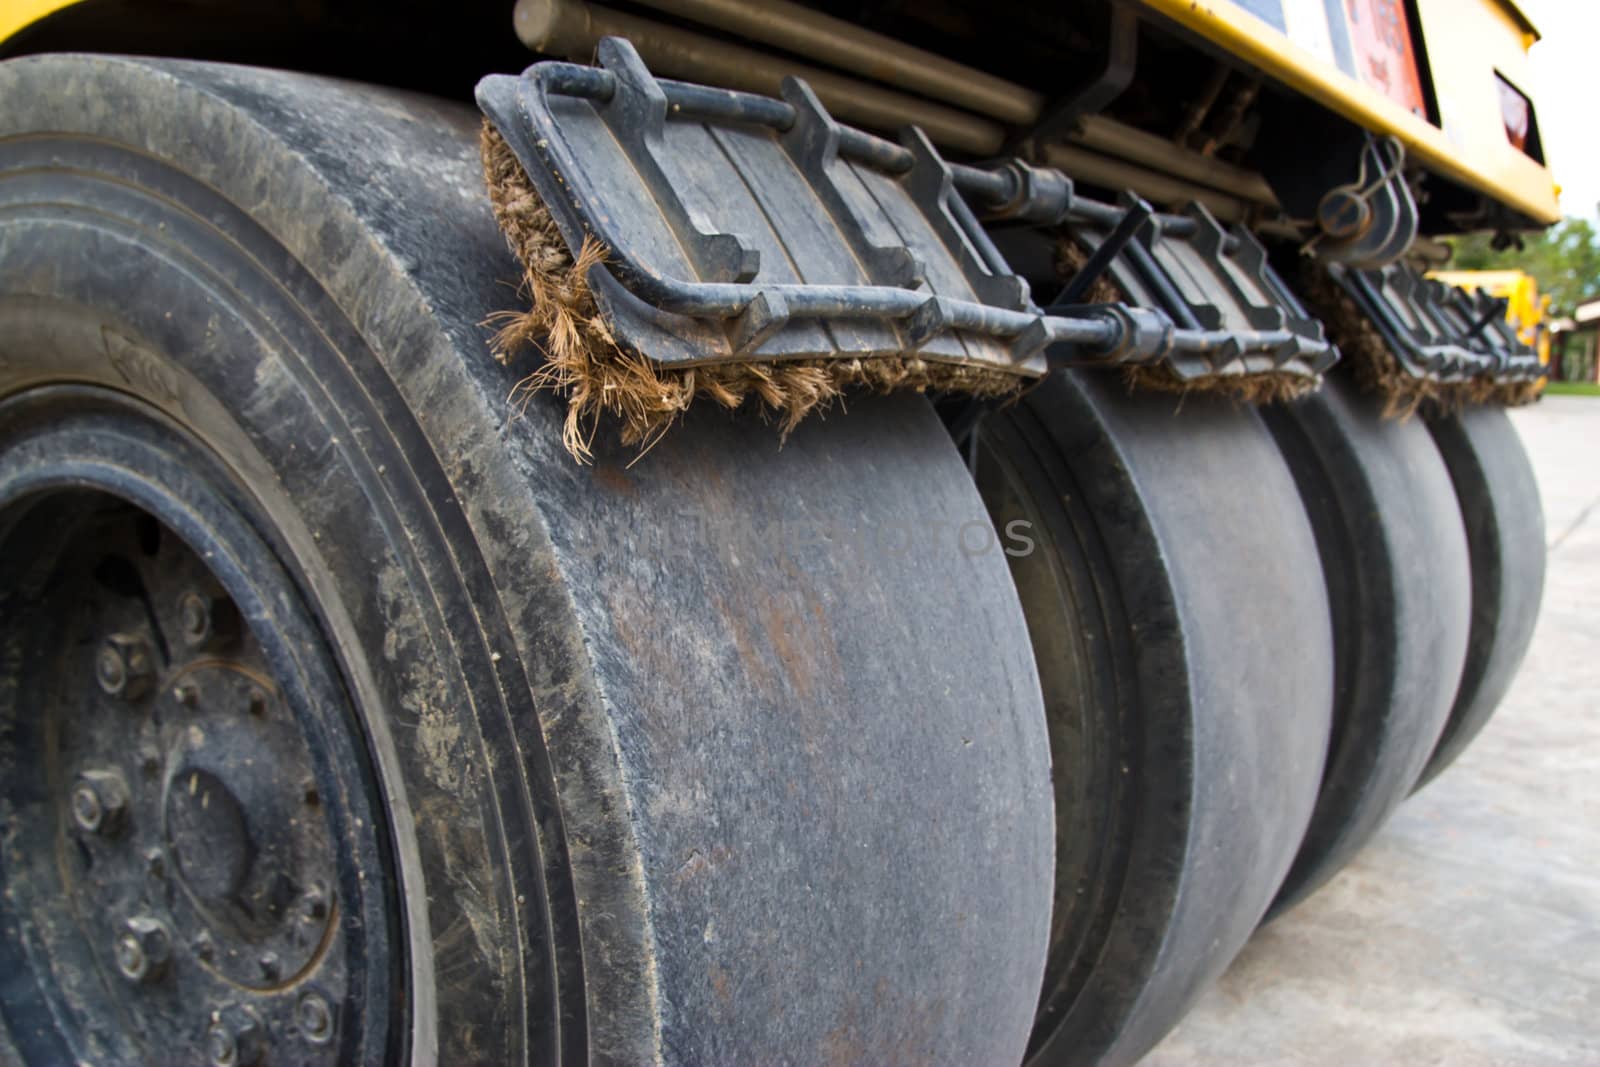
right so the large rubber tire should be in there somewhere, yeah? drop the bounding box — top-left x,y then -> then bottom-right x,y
971,373 -> 1333,1067
0,55 -> 1054,1065
1417,406 -> 1546,787
1260,376 -> 1471,915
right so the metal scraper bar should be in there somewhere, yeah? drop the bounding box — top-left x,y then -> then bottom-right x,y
1334,262 -> 1545,383
476,37 -> 1338,380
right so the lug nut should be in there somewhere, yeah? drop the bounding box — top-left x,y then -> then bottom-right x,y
71,769 -> 129,836
206,1005 -> 265,1067
115,916 -> 171,983
301,882 -> 329,922
192,930 -> 216,963
96,634 -> 154,700
297,991 -> 335,1046
178,590 -> 237,649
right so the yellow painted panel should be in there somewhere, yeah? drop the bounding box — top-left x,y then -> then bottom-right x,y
1138,0 -> 1561,226
1415,0 -> 1541,194
0,0 -> 84,44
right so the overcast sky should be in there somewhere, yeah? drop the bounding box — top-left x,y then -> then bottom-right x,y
1523,0 -> 1599,220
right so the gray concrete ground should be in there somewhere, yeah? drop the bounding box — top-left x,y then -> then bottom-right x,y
1148,394 -> 1600,1067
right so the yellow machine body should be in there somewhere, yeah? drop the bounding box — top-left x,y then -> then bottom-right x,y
1136,0 -> 1558,224
3,0 -> 1562,228
0,0 -> 77,43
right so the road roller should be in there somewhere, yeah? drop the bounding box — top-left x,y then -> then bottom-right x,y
0,0 -> 1549,1063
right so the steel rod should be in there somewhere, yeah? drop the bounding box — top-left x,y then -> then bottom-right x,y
513,0 -> 1284,217
514,0 -> 1004,154
631,0 -> 1041,125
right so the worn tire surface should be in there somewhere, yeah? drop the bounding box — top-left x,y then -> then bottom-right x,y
1261,375 -> 1471,915
971,373 -> 1333,1067
0,55 -> 1054,1064
1417,405 -> 1546,787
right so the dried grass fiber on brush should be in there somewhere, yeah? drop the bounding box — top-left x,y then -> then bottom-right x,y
1294,262 -> 1542,417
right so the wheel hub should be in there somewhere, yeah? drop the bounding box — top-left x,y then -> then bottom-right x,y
50,530 -> 349,1056
0,398 -> 397,1065
152,661 -> 339,990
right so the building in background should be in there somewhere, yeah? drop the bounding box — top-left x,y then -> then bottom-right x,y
1550,297 -> 1600,383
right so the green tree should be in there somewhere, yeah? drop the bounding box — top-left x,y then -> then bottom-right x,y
1446,218 -> 1600,316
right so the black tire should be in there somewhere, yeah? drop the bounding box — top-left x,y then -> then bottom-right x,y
0,55 -> 1054,1065
1260,375 -> 1471,915
971,373 -> 1333,1067
1418,406 -> 1546,786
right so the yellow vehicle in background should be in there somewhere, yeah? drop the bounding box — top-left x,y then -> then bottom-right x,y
0,2 -> 1555,1065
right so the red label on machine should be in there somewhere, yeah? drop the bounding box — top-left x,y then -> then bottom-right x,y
1342,0 -> 1428,115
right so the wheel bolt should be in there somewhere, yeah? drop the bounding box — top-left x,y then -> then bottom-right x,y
206,1005 -> 265,1067
179,590 -> 236,649
71,769 -> 129,836
115,916 -> 171,983
193,930 -> 216,963
96,634 -> 154,700
71,784 -> 102,832
297,991 -> 335,1046
302,882 -> 329,922
96,646 -> 126,694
